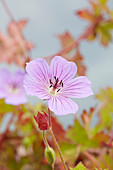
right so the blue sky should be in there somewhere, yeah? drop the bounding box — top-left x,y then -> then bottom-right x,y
0,0 -> 113,128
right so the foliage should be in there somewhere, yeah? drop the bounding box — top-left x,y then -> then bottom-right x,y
70,162 -> 88,170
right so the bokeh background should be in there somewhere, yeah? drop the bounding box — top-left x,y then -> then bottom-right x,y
0,0 -> 113,128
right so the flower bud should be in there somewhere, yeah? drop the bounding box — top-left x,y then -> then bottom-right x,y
45,147 -> 55,165
33,111 -> 48,130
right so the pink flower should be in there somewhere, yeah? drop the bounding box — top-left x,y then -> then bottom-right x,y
24,56 -> 93,115
0,69 -> 27,105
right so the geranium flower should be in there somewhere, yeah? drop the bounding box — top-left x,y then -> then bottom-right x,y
24,56 -> 93,115
0,69 -> 27,105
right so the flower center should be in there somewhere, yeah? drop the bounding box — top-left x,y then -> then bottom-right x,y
8,82 -> 20,94
49,76 -> 63,96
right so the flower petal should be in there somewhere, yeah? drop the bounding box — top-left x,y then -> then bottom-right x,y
61,76 -> 93,98
12,70 -> 26,86
49,56 -> 77,83
24,75 -> 50,100
0,68 -> 11,84
48,96 -> 78,116
5,94 -> 27,105
26,58 -> 49,87
0,89 -> 7,98
0,69 -> 11,98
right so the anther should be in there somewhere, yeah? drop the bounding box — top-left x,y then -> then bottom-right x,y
60,80 -> 62,84
49,79 -> 52,84
54,76 -> 56,80
60,80 -> 63,87
57,89 -> 60,92
49,85 -> 52,88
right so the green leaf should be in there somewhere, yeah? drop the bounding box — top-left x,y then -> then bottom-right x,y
60,142 -> 79,165
97,23 -> 112,46
98,0 -> 108,5
67,120 -> 88,144
70,162 -> 88,170
95,87 -> 113,130
100,22 -> 113,30
96,87 -> 113,101
0,99 -> 14,114
67,119 -> 96,148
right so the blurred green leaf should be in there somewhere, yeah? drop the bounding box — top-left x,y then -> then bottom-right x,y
95,87 -> 113,131
0,99 -> 14,113
60,142 -> 79,165
96,87 -> 113,101
97,26 -> 112,46
70,162 -> 88,170
67,119 -> 96,148
98,0 -> 108,5
23,135 -> 36,149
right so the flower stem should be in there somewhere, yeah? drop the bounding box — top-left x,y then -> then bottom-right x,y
43,131 -> 49,148
49,127 -> 68,170
0,0 -> 14,20
52,164 -> 54,170
48,108 -> 67,169
48,108 -> 51,127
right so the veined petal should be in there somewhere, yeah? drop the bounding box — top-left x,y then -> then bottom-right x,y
48,96 -> 78,116
61,76 -> 93,98
26,58 -> 49,87
24,75 -> 50,100
50,56 -> 77,83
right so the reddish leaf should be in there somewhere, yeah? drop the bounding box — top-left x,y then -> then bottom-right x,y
51,116 -> 66,141
71,49 -> 86,76
76,9 -> 94,21
81,107 -> 95,125
0,20 -> 34,67
57,32 -> 74,49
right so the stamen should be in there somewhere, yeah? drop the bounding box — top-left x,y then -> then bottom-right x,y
49,76 -> 64,94
49,79 -> 52,84
60,80 -> 62,84
57,89 -> 60,92
49,85 -> 52,88
59,80 -> 63,87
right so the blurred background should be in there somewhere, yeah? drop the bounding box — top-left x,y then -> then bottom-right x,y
0,0 -> 113,128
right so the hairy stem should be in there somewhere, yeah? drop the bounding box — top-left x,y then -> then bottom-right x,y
48,108 -> 51,127
49,127 -> 68,170
48,108 -> 67,169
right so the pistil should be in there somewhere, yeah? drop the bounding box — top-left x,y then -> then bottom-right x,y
49,76 -> 63,94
